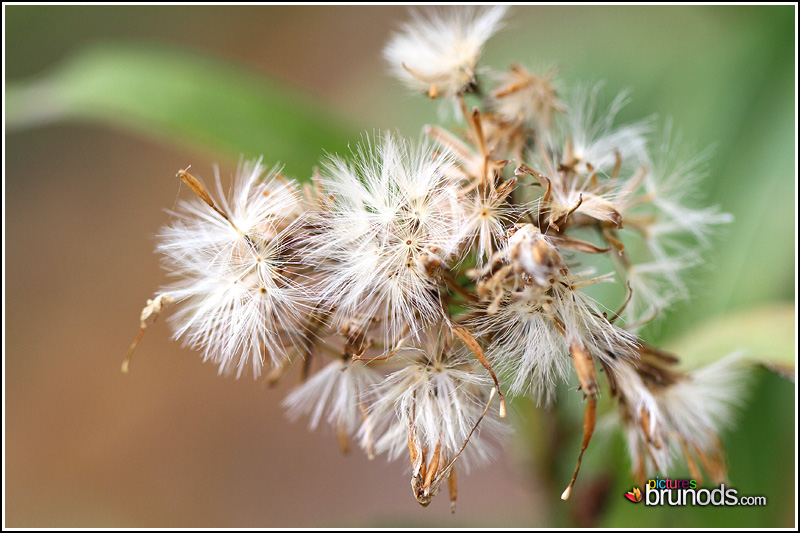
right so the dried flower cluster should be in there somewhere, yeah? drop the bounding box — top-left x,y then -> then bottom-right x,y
127,6 -> 745,511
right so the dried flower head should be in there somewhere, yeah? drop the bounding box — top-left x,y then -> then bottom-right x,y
361,327 -> 507,510
384,5 -> 508,99
129,5 -> 748,513
304,134 -> 466,346
157,160 -> 309,377
610,351 -> 747,486
491,64 -> 565,129
471,223 -> 639,402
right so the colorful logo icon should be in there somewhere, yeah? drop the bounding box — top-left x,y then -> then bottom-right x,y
625,487 -> 642,503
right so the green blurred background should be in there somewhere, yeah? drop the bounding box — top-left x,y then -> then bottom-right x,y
5,5 -> 796,528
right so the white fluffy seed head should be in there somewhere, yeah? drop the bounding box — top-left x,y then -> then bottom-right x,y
476,278 -> 637,403
282,358 -> 383,435
361,344 -> 507,470
384,6 -> 508,99
475,286 -> 570,403
473,223 -> 639,402
157,160 -> 309,377
459,193 -> 527,265
305,133 -> 468,345
617,353 -> 747,477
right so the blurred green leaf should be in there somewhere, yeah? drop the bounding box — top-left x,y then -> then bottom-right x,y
6,42 -> 358,177
665,303 -> 795,379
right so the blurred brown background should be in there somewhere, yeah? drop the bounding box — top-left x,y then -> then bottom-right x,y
5,5 -> 795,528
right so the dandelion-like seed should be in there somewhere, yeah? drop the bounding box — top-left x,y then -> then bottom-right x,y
361,327 -> 506,511
384,5 -> 508,100
611,351 -> 747,486
305,134 -> 466,346
157,160 -> 308,377
472,223 -> 638,408
128,5 -> 750,513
